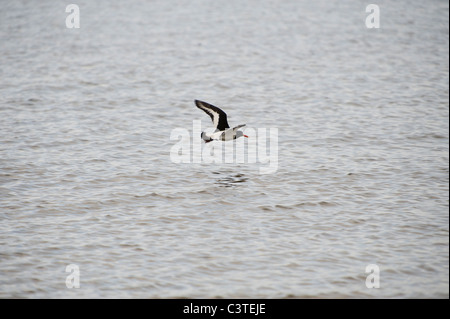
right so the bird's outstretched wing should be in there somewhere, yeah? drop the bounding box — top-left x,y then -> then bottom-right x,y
222,124 -> 246,140
195,100 -> 230,131
232,124 -> 246,131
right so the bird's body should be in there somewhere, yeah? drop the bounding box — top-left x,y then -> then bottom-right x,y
195,100 -> 248,143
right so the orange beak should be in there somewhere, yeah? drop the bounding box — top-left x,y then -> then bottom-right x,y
244,135 -> 249,138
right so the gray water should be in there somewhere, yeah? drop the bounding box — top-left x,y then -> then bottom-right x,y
0,0 -> 448,298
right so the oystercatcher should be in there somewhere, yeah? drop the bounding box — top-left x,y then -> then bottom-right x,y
195,100 -> 248,143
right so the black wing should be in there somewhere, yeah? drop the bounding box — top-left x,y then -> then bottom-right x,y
195,100 -> 230,131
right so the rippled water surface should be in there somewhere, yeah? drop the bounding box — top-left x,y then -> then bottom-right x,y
0,0 -> 448,298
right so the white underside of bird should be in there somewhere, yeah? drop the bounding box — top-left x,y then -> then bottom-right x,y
203,124 -> 247,142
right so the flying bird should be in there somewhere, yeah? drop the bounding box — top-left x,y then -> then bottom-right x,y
195,100 -> 248,143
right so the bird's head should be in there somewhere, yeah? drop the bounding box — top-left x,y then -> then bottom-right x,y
236,131 -> 249,139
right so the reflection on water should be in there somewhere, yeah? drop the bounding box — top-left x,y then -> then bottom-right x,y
213,172 -> 248,188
